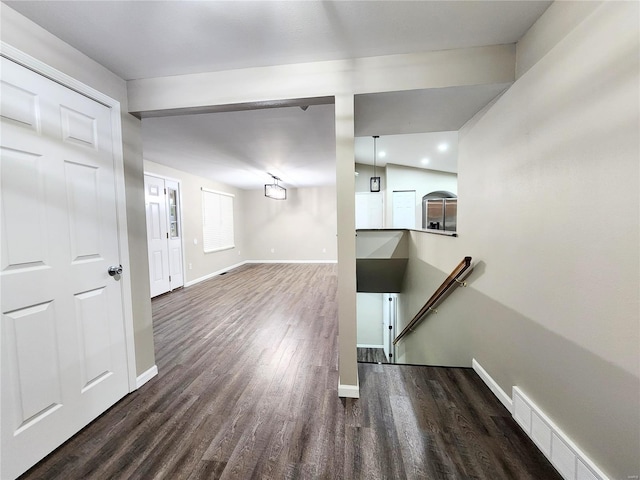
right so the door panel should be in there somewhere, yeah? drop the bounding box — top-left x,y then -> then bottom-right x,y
5,302 -> 62,426
65,161 -> 102,261
74,288 -> 112,391
145,175 -> 170,297
355,192 -> 383,229
0,148 -> 48,269
1,57 -> 129,480
392,190 -> 416,229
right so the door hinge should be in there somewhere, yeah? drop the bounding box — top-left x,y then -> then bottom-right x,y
164,188 -> 167,195
169,275 -> 171,282
389,325 -> 393,330
166,232 -> 169,239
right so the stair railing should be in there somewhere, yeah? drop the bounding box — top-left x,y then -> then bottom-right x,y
393,256 -> 472,345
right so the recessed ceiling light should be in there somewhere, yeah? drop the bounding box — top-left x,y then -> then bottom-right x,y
437,143 -> 449,152
378,151 -> 386,158
421,158 -> 430,165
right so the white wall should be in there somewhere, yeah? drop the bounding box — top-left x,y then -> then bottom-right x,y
385,163 -> 457,229
398,3 -> 639,479
243,186 -> 337,262
357,293 -> 384,346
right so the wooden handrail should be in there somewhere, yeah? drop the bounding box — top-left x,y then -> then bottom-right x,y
393,256 -> 472,345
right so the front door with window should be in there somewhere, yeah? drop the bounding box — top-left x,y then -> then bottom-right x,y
144,174 -> 184,297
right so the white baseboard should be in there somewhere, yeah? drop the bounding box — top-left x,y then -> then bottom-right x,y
512,387 -> 610,480
184,261 -> 247,287
245,260 -> 337,264
472,359 -> 611,480
338,375 -> 360,398
184,260 -> 336,288
472,358 -> 513,413
357,343 -> 384,349
136,365 -> 158,389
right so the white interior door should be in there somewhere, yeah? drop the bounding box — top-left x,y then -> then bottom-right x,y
392,190 -> 416,229
144,175 -> 170,297
355,192 -> 384,229
1,57 -> 129,479
165,179 -> 184,289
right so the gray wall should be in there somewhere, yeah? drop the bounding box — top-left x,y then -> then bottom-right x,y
397,3 -> 639,478
144,160 -> 338,271
1,4 -> 155,377
243,187 -> 337,262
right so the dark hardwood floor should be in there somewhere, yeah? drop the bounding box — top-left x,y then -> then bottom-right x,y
20,263 -> 561,480
357,347 -> 389,364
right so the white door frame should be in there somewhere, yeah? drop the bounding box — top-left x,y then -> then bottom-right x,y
144,171 -> 187,290
1,42 -> 138,392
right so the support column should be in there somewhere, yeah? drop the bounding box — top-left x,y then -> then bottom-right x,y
335,93 -> 359,398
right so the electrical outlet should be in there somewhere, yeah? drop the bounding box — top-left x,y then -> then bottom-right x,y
270,248 -> 275,253
322,248 -> 326,253
188,263 -> 192,270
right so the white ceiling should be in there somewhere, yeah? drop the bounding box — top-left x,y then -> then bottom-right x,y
355,132 -> 459,174
142,105 -> 337,189
6,1 -> 551,81
5,1 -> 551,189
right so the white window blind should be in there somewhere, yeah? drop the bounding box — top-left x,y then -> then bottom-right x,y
202,188 -> 234,253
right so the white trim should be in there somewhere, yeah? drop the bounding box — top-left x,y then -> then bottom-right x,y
357,344 -> 385,349
183,260 -> 338,288
204,246 -> 235,254
1,42 -> 138,392
143,170 -> 181,184
512,387 -> 611,480
338,376 -> 360,399
472,359 -> 611,480
184,261 -> 248,287
201,186 -> 234,198
135,365 -> 158,389
245,260 -> 338,264
1,43 -> 115,107
472,358 -> 513,413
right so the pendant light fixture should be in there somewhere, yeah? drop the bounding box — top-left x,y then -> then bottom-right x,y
370,135 -> 381,192
265,174 -> 286,200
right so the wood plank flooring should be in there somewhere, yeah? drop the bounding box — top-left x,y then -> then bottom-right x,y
19,263 -> 561,480
357,347 -> 389,364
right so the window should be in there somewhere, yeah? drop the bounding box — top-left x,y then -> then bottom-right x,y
168,187 -> 179,238
202,188 -> 234,253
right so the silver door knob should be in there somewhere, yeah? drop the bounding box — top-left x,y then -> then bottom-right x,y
108,265 -> 123,276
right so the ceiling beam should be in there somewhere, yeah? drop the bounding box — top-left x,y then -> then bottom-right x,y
127,44 -> 515,116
